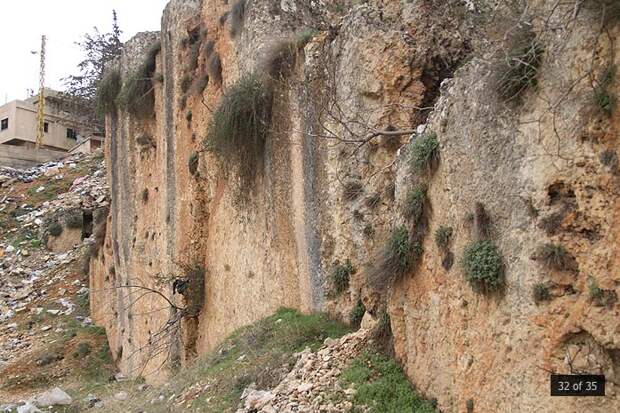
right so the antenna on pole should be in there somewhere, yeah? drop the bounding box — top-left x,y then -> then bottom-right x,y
36,35 -> 46,149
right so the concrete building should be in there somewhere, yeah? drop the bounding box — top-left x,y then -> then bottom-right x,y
0,89 -> 100,152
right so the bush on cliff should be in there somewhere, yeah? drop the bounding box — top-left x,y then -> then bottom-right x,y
116,40 -> 161,117
96,69 -> 121,115
368,226 -> 422,289
462,240 -> 503,293
409,132 -> 439,175
204,73 -> 273,190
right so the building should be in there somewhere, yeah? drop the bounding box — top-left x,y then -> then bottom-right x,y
0,89 -> 101,152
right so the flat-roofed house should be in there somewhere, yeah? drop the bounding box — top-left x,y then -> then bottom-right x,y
0,90 -> 100,152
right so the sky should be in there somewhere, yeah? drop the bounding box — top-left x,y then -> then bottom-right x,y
0,0 -> 170,104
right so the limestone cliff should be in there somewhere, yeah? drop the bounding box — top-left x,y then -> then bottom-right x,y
90,0 -> 620,411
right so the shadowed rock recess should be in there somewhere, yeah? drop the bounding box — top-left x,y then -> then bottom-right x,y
86,0 -> 619,412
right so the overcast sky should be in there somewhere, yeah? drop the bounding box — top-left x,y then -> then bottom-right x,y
0,0 -> 170,104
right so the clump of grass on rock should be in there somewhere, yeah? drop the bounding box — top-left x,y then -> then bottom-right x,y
532,283 -> 551,304
229,0 -> 248,37
368,226 -> 422,289
536,243 -> 577,273
96,69 -> 121,115
462,240 -> 503,293
330,260 -> 354,295
403,185 -> 427,224
409,132 -> 439,175
204,73 -> 273,191
116,40 -> 161,117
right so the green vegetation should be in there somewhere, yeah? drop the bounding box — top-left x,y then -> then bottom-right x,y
409,132 -> 439,174
496,32 -> 544,102
588,278 -> 618,308
48,221 -> 63,237
594,65 -> 616,115
404,186 -> 426,223
349,299 -> 366,328
116,40 -> 161,117
331,260 -> 354,295
434,226 -> 453,250
204,73 -> 272,192
368,226 -> 422,289
536,243 -> 576,272
96,69 -> 122,115
97,308 -> 350,412
462,240 -> 503,293
341,352 -> 437,413
532,283 -> 551,304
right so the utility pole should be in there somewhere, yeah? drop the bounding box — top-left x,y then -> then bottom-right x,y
36,35 -> 46,149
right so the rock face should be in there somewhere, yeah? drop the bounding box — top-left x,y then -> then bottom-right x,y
90,0 -> 620,411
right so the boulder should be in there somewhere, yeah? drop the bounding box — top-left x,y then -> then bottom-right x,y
34,387 -> 72,406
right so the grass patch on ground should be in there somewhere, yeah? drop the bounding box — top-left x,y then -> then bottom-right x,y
99,308 -> 351,413
341,352 -> 437,413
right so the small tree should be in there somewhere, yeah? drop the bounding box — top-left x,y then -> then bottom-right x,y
61,11 -> 123,128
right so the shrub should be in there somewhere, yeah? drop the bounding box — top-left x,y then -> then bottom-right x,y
142,188 -> 149,203
261,31 -> 316,80
594,65 -> 616,115
207,53 -> 223,86
462,240 -> 503,293
434,226 -> 453,250
230,0 -> 247,37
48,221 -> 63,237
409,132 -> 439,174
403,186 -> 426,224
204,74 -> 273,190
536,243 -> 577,272
331,260 -> 354,295
116,40 -> 161,117
496,31 -> 543,102
188,152 -> 199,176
349,299 -> 366,328
532,283 -> 551,304
368,226 -> 422,289
343,181 -> 363,201
96,69 -> 122,115
588,278 -> 618,308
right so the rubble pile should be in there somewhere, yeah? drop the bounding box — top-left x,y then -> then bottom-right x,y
0,151 -> 108,369
237,329 -> 371,413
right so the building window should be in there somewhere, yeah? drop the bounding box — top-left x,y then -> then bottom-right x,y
44,122 -> 49,133
1,118 -> 8,131
66,128 -> 77,139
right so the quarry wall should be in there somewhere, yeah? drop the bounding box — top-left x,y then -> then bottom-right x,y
90,0 -> 620,411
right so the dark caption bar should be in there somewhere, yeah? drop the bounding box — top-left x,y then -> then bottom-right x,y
550,375 -> 605,396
